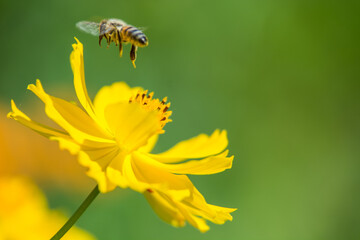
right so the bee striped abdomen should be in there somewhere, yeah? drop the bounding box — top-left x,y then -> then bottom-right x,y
121,26 -> 148,47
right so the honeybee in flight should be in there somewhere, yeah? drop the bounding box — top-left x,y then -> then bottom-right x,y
76,18 -> 148,68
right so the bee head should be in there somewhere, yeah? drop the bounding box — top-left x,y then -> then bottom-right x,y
138,36 -> 148,47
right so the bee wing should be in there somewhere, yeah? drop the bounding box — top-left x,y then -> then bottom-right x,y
137,26 -> 148,31
76,21 -> 100,36
108,18 -> 127,26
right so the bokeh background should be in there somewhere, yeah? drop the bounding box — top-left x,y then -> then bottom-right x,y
1,0 -> 359,239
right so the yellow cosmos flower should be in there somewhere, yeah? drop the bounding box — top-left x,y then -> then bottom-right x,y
8,38 -> 236,232
0,176 -> 95,240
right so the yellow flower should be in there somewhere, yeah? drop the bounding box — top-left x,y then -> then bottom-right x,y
8,38 -> 236,232
0,176 -> 96,240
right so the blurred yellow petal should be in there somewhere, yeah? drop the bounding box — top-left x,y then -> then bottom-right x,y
0,176 -> 96,240
151,130 -> 228,163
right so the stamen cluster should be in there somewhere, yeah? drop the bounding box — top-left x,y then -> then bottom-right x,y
129,90 -> 172,129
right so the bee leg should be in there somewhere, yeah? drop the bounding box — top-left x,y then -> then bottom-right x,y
130,44 -> 138,68
107,29 -> 116,47
119,42 -> 123,57
105,34 -> 111,48
106,37 -> 110,48
117,30 -> 123,57
112,32 -> 117,46
99,35 -> 104,46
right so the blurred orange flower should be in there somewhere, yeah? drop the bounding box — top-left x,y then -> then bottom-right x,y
0,105 -> 92,190
0,176 -> 96,239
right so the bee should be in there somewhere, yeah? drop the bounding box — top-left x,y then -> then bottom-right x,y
76,18 -> 148,68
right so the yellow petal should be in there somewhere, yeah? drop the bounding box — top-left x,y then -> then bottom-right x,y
28,79 -> 113,144
144,190 -> 185,228
205,204 -> 236,224
172,200 -> 210,233
146,150 -> 233,175
137,134 -> 159,153
144,188 -> 213,232
70,37 -> 96,120
104,102 -> 162,152
106,152 -> 129,189
52,136 -> 119,193
7,100 -> 68,139
93,82 -> 142,130
145,185 -> 235,232
164,150 -> 233,175
182,187 -> 236,224
78,151 -> 116,193
150,130 -> 228,163
122,154 -> 150,192
51,136 -> 81,155
131,152 -> 192,199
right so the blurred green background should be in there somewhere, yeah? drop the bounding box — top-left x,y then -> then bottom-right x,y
1,0 -> 359,239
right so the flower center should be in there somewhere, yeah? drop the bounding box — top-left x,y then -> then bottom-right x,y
104,90 -> 172,153
129,90 -> 172,131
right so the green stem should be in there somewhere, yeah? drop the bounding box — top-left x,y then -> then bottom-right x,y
50,185 -> 100,240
